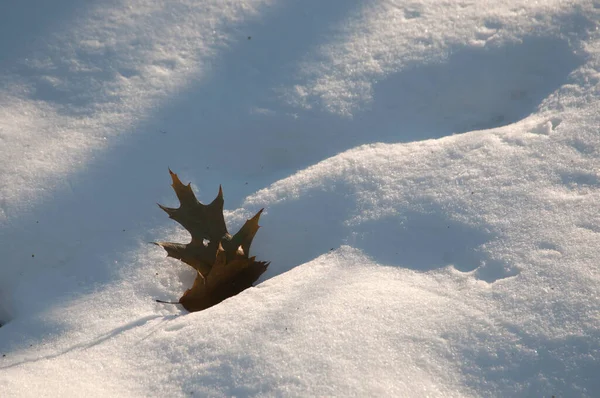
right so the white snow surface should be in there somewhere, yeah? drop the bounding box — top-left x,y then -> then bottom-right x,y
1,0 -> 599,396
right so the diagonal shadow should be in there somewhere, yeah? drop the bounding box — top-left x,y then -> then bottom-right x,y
0,0 -> 97,67
124,35 -> 584,202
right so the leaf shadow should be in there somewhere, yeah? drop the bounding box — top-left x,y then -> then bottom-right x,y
348,212 -> 510,281
255,191 -> 512,283
0,314 -> 176,369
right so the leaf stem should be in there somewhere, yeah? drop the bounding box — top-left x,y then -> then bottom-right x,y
155,299 -> 180,305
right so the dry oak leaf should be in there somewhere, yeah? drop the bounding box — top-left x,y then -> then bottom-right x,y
154,170 -> 269,312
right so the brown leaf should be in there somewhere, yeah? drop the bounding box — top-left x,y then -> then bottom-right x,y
155,170 -> 269,312
179,244 -> 269,312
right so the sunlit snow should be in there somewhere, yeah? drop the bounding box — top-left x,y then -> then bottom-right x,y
1,0 -> 599,397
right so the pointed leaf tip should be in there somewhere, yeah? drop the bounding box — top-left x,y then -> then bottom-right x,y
253,208 -> 264,220
169,170 -> 183,187
209,185 -> 225,207
157,203 -> 176,217
168,169 -> 192,193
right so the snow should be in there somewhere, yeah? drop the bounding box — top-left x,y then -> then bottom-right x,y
1,0 -> 599,396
